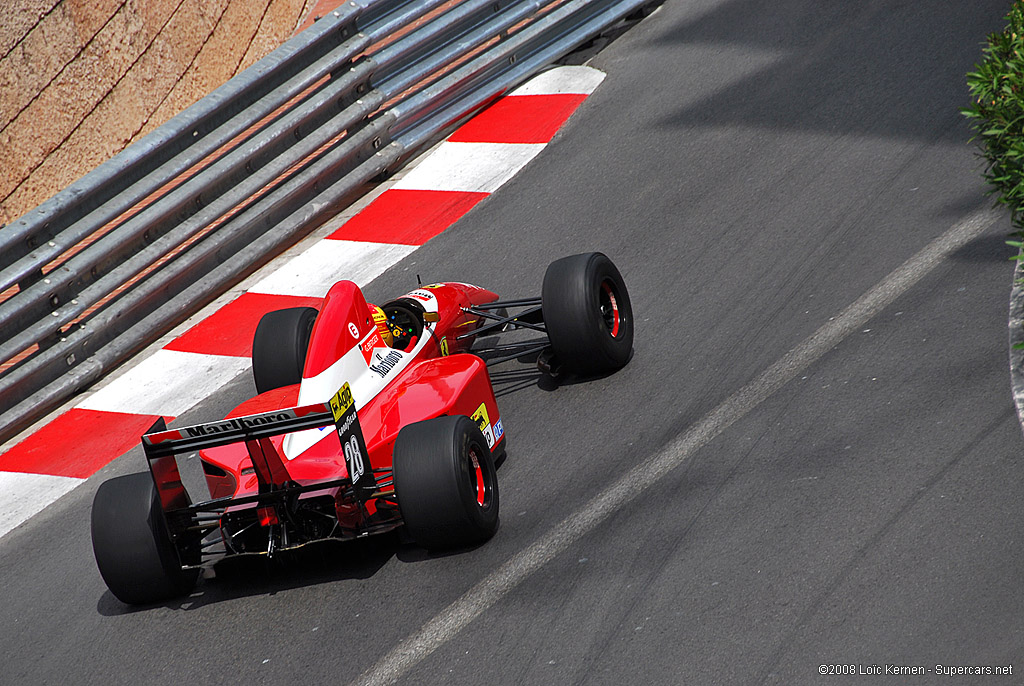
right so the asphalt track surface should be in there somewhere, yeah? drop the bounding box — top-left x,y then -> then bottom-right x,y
1,1 -> 1021,684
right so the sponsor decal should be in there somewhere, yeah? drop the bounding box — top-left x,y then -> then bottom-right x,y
471,402 -> 489,431
146,430 -> 181,444
440,336 -> 449,356
408,289 -> 436,303
423,283 -> 445,290
329,382 -> 375,499
368,349 -> 404,378
184,412 -> 292,437
359,329 -> 384,365
471,402 -> 495,449
348,322 -> 359,339
493,418 -> 503,442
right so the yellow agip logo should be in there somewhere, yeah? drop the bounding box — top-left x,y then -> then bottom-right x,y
471,402 -> 489,433
471,402 -> 495,448
330,382 -> 355,422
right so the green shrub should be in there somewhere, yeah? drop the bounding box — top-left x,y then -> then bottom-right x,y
964,1 -> 1024,231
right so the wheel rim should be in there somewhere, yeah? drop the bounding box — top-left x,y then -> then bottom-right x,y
468,447 -> 489,508
599,279 -> 621,338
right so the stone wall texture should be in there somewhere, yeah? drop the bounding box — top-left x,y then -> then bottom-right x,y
0,0 -> 316,225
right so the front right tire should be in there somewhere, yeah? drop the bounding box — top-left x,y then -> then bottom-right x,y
392,415 -> 499,550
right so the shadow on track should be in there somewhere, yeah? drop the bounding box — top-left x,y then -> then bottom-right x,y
95,519 -> 514,616
96,533 -> 399,616
652,0 -> 1009,145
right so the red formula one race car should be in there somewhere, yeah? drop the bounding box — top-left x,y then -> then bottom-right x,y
91,252 -> 633,604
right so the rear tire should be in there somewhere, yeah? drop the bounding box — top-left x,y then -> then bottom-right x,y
252,307 -> 318,394
542,252 -> 633,375
393,415 -> 498,550
91,473 -> 199,605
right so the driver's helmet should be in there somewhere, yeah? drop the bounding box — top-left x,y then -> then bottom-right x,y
368,304 -> 393,346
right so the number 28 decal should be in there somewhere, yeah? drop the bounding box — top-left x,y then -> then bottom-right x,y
330,382 -> 376,499
343,435 -> 365,482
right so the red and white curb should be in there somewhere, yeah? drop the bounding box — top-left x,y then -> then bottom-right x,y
0,65 -> 605,540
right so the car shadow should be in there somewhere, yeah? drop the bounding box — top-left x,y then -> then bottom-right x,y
96,532 -> 400,615
488,365 -> 548,398
486,347 -> 636,395
96,523 -> 509,615
392,528 -> 497,564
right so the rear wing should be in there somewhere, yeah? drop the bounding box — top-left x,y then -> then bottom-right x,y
141,382 -> 376,512
142,404 -> 333,458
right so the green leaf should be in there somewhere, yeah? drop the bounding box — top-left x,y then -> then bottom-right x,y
963,1 -> 1024,234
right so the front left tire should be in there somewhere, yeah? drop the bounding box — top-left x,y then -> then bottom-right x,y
541,252 -> 634,375
252,306 -> 318,394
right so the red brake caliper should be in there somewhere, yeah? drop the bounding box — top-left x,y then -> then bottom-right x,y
602,281 -> 620,337
470,449 -> 486,507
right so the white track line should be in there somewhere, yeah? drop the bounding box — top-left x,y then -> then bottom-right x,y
349,208 -> 1002,686
508,64 -> 606,95
249,240 -> 418,298
393,142 -> 546,193
76,349 -> 251,416
0,472 -> 83,539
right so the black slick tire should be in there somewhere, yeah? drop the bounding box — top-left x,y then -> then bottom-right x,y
91,473 -> 199,605
392,415 -> 499,550
542,252 -> 633,375
252,306 -> 318,394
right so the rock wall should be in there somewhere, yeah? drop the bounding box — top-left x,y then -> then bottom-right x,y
0,0 -> 315,225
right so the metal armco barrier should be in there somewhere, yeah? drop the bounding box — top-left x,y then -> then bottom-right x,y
0,0 -> 647,443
